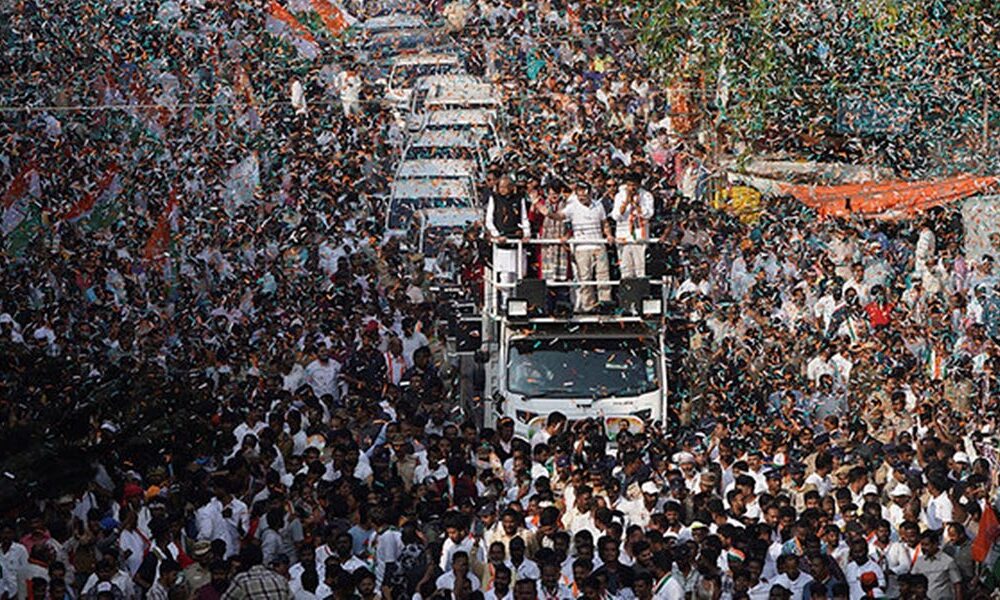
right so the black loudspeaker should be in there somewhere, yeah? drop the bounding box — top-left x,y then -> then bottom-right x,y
515,279 -> 547,312
456,317 -> 482,352
646,243 -> 669,278
619,277 -> 650,313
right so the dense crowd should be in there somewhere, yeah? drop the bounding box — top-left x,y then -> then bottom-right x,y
2,1 -> 1000,600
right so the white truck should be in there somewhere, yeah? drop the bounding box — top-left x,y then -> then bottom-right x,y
476,239 -> 669,443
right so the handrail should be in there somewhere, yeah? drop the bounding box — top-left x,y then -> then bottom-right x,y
491,237 -> 663,246
492,279 -> 670,289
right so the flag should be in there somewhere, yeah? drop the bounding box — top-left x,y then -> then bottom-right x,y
60,165 -> 121,223
144,190 -> 180,266
128,78 -> 169,138
974,505 -> 1000,562
266,0 -> 321,59
310,0 -> 355,37
2,163 -> 42,255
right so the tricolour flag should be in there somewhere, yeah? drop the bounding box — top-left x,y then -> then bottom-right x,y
60,165 -> 121,223
974,505 -> 1000,562
310,0 -> 355,37
266,0 -> 321,59
2,162 -> 42,255
2,162 -> 40,235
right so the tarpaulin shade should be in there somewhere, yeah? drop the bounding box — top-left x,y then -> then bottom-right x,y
778,175 -> 998,219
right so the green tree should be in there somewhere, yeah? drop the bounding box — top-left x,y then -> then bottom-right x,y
632,0 -> 1000,176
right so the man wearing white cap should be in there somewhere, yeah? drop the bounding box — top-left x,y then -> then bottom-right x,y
618,481 -> 661,529
949,452 -> 970,481
886,484 -> 913,532
672,452 -> 698,493
860,484 -> 889,520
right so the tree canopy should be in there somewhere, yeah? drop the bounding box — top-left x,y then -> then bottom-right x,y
633,0 -> 1000,177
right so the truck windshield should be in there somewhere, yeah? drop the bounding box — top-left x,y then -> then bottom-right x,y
507,337 -> 659,399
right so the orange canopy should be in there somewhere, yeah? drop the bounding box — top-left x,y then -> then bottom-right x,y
777,174 -> 998,219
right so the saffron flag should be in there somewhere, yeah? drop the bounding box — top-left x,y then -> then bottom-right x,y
310,0 -> 355,37
974,505 -> 1000,562
144,190 -> 180,265
266,0 -> 321,59
61,165 -> 121,223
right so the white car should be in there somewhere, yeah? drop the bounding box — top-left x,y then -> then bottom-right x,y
414,109 -> 507,161
385,178 -> 477,239
401,129 -> 490,180
421,80 -> 502,113
384,53 -> 464,111
396,158 -> 478,182
411,207 -> 480,277
406,74 -> 491,123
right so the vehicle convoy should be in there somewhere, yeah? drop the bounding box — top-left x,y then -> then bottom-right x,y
414,109 -> 507,161
395,158 -> 478,183
406,74 -> 501,129
400,129 -> 490,179
383,53 -> 464,111
469,240 -> 669,443
384,177 -> 477,238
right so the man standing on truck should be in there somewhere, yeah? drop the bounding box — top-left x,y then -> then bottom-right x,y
612,173 -> 655,279
485,175 -> 531,305
535,183 -> 615,312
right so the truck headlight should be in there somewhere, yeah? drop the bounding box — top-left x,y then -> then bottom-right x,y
515,410 -> 538,424
507,299 -> 529,317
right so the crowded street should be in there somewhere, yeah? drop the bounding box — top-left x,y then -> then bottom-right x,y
1,1 -> 999,599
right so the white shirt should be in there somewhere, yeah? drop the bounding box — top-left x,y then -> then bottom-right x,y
653,573 -> 685,599
0,542 -> 28,600
510,558 -> 540,580
844,559 -> 885,600
232,420 -> 266,447
926,492 -> 954,530
370,529 -> 403,587
612,186 -> 655,241
401,331 -> 428,365
119,529 -> 148,575
81,570 -> 137,600
196,498 -> 248,558
804,472 -> 832,497
282,364 -> 305,392
561,197 -> 607,248
303,358 -> 341,400
770,571 -> 813,600
435,571 -> 481,593
439,536 -> 484,572
806,355 -> 835,384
